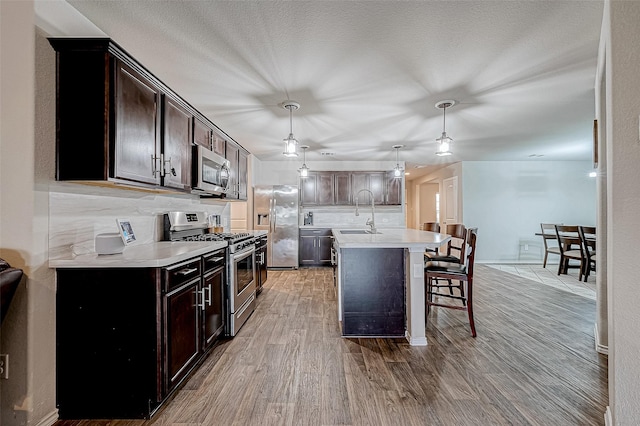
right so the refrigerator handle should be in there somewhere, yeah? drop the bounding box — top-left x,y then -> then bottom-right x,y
272,198 -> 277,231
269,198 -> 274,233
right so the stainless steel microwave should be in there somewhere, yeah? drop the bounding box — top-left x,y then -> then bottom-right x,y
191,145 -> 231,196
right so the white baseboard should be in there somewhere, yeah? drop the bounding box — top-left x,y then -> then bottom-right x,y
604,406 -> 612,426
35,409 -> 58,426
594,322 -> 609,355
405,331 -> 427,346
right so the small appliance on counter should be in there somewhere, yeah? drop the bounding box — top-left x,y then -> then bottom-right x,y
304,211 -> 314,226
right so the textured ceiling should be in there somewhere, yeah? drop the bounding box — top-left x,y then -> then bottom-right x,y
37,1 -> 604,180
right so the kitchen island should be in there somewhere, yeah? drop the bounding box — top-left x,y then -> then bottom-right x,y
332,228 -> 450,346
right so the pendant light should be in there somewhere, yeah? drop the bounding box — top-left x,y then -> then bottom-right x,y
299,145 -> 310,178
435,100 -> 456,156
392,145 -> 404,178
282,101 -> 300,157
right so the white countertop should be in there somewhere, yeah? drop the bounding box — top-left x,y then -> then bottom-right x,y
332,228 -> 449,250
49,241 -> 228,268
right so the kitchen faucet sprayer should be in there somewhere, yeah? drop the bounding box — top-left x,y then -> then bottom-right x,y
355,189 -> 376,233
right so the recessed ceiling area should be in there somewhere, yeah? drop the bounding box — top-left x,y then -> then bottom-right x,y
36,1 -> 604,180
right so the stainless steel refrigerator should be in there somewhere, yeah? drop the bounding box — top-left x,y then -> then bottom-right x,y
254,185 -> 299,268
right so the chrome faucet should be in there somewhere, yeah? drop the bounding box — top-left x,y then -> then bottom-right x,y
355,189 -> 376,233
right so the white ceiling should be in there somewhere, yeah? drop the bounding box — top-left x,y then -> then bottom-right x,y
37,1 -> 604,180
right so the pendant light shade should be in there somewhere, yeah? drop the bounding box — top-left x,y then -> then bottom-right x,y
435,100 -> 455,156
282,101 -> 300,157
392,145 -> 404,178
299,145 -> 310,178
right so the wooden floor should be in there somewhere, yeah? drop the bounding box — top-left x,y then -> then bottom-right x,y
56,265 -> 608,426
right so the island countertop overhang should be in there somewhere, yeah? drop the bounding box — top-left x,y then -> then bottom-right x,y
332,228 -> 450,250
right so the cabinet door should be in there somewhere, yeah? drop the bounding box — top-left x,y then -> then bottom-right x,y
212,132 -> 226,157
114,61 -> 161,185
318,234 -> 334,265
299,234 -> 318,265
164,279 -> 200,394
193,117 -> 212,150
238,149 -> 248,200
163,96 -> 192,191
370,172 -> 385,205
226,141 -> 239,199
334,172 -> 351,205
300,172 -> 318,205
202,267 -> 224,350
385,171 -> 402,205
317,173 -> 335,205
351,173 -> 370,205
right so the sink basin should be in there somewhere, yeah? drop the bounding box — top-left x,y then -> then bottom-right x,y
339,230 -> 381,234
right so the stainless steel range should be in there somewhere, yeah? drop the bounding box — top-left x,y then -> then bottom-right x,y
163,211 -> 256,336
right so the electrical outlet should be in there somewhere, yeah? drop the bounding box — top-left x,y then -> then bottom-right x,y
0,354 -> 8,379
524,244 -> 529,251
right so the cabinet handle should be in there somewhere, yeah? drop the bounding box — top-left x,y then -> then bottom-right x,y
151,154 -> 161,177
197,288 -> 206,310
176,267 -> 198,276
206,284 -> 212,306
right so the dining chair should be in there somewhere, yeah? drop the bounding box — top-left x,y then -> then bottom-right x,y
425,223 -> 466,263
554,225 -> 584,279
540,223 -> 561,268
422,222 -> 440,232
424,228 -> 478,337
422,222 -> 441,253
578,226 -> 596,282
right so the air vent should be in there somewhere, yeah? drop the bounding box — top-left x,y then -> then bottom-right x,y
320,152 -> 335,156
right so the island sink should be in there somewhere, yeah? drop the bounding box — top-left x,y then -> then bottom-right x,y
339,230 -> 382,235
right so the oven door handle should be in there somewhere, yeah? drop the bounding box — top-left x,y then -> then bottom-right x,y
233,247 -> 255,262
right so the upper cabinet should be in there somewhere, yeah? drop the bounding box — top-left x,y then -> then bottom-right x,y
113,61 -> 162,186
300,171 -> 401,206
224,140 -> 248,201
162,96 -> 192,191
193,117 -> 212,150
49,38 -> 248,197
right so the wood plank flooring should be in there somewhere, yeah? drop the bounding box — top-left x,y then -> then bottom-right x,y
55,265 -> 608,426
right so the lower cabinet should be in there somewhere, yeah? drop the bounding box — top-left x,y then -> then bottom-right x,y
299,228 -> 333,266
56,249 -> 225,420
340,248 -> 406,337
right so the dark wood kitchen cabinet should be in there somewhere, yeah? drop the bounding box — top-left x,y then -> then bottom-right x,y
334,172 -> 351,205
225,140 -> 249,200
299,228 -> 333,266
56,249 -> 225,420
193,117 -> 212,150
163,96 -> 193,191
301,172 -> 334,205
385,170 -> 402,205
299,171 -> 400,206
352,172 -> 385,205
49,38 -> 248,196
114,62 -> 162,186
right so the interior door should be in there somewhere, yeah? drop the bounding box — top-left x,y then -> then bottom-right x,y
442,176 -> 459,226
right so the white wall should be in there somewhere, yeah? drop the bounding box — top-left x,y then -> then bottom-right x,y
604,1 -> 640,424
0,3 -> 57,425
462,161 -> 596,263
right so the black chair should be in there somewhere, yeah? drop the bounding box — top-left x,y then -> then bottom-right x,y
424,223 -> 466,263
424,228 -> 478,337
578,226 -> 596,282
422,222 -> 440,253
1,258 -> 23,324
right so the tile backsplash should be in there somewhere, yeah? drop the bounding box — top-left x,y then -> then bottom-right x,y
49,184 -> 229,259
